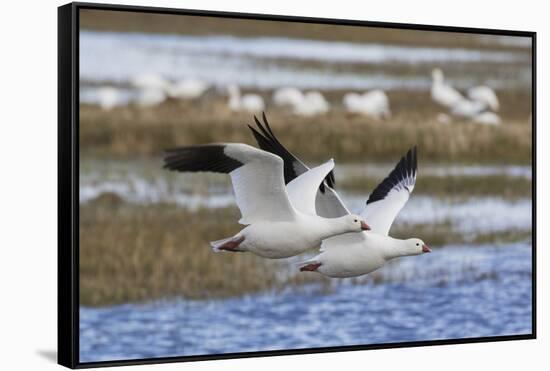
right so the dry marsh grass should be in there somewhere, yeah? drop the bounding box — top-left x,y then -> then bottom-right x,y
79,90 -> 532,164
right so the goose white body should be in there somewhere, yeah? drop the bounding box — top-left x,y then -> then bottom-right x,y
136,88 -> 166,107
96,86 -> 122,111
431,68 -> 464,108
228,85 -> 265,112
468,85 -> 499,111
234,214 -> 361,259
167,79 -> 209,99
292,91 -> 330,116
312,234 -> 408,278
130,73 -> 169,107
272,88 -> 329,116
273,87 -> 303,107
450,98 -> 486,119
473,111 -> 501,125
343,90 -> 391,120
131,73 -> 171,91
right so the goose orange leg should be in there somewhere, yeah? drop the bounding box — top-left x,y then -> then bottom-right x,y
300,263 -> 322,272
217,236 -> 245,252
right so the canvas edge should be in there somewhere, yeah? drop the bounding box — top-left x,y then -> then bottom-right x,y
58,3 -> 79,369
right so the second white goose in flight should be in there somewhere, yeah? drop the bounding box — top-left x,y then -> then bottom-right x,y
248,114 -> 430,277
163,143 -> 370,259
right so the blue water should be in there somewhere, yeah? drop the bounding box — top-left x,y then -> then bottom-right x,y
80,243 -> 532,362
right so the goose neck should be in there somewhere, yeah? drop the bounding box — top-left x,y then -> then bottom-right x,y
304,216 -> 344,240
382,238 -> 410,259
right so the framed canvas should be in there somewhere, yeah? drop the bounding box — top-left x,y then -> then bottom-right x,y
58,2 -> 536,368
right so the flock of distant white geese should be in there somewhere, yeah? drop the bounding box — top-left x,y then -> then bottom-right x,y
164,113 -> 430,278
95,68 -> 501,125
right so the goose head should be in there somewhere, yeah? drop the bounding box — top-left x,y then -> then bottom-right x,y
404,238 -> 431,255
342,214 -> 371,232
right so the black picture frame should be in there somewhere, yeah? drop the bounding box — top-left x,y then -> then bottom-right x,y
58,2 -> 537,368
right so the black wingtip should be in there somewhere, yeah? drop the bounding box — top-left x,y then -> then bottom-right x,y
253,115 -> 261,129
262,111 -> 275,136
366,146 -> 418,205
247,123 -> 258,135
162,144 -> 243,174
254,114 -> 272,139
248,112 -> 337,191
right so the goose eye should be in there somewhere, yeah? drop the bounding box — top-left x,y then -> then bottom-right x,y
354,219 -> 357,222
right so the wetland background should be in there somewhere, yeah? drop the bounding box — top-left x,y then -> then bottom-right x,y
78,9 -> 533,362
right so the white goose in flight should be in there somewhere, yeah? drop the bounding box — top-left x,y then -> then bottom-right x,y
248,114 -> 430,277
163,142 -> 370,259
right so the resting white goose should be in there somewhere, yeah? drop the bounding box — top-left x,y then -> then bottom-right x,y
135,88 -> 166,107
450,98 -> 486,119
96,86 -> 122,111
343,90 -> 391,120
163,142 -> 370,259
131,73 -> 169,107
431,68 -> 464,108
131,73 -> 171,91
273,88 -> 330,116
467,85 -> 499,112
249,114 -> 430,277
167,78 -> 209,100
293,91 -> 330,116
227,84 -> 265,113
273,87 -> 304,107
